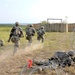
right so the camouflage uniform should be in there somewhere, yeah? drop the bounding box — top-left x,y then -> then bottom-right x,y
53,51 -> 73,67
26,24 -> 35,44
8,22 -> 24,55
37,26 -> 45,43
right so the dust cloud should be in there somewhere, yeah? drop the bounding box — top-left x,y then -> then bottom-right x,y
16,42 -> 43,55
0,42 -> 43,62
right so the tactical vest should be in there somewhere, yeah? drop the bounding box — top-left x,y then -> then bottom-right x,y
13,27 -> 20,35
11,26 -> 20,43
26,28 -> 34,36
37,29 -> 44,36
54,52 -> 66,59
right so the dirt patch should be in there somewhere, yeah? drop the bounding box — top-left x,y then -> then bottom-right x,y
0,42 -> 43,75
0,42 -> 75,75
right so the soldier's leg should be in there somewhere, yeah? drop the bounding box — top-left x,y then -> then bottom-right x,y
29,36 -> 32,43
37,35 -> 41,42
41,36 -> 44,43
13,45 -> 17,56
13,41 -> 20,56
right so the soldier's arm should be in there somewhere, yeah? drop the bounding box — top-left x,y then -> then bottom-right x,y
10,26 -> 15,33
44,30 -> 45,34
43,30 -> 45,34
8,27 -> 15,42
19,27 -> 24,37
32,28 -> 35,33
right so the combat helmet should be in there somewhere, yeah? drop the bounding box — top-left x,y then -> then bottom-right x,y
41,26 -> 44,29
30,24 -> 33,27
68,50 -> 74,57
15,22 -> 19,26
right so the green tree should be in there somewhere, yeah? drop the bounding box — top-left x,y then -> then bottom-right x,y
41,20 -> 49,25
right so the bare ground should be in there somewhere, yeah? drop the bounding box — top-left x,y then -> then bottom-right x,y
0,43 -> 44,75
0,42 -> 75,75
0,33 -> 75,75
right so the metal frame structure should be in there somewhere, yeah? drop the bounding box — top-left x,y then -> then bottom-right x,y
46,18 -> 63,32
47,18 -> 62,23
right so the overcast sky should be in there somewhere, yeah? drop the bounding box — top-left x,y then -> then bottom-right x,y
0,0 -> 75,23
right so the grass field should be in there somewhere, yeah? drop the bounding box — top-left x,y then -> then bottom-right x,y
0,25 -> 72,51
0,25 -> 75,75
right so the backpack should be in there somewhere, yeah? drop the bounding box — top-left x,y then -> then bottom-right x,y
54,51 -> 67,60
26,28 -> 34,36
37,29 -> 44,36
13,27 -> 20,36
11,35 -> 19,43
11,27 -> 20,43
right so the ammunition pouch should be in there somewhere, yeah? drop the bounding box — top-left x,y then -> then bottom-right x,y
11,35 -> 19,43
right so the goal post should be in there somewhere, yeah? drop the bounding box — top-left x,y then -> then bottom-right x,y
47,18 -> 62,23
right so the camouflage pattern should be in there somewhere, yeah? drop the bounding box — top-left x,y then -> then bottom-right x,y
37,26 -> 45,43
26,35 -> 32,43
8,26 -> 22,42
13,41 -> 20,55
8,22 -> 24,55
51,51 -> 75,67
68,50 -> 74,57
26,25 -> 35,43
8,22 -> 23,42
33,51 -> 75,68
0,40 -> 4,46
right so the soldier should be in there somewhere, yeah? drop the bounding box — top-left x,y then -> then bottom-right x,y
53,51 -> 73,67
8,22 -> 24,55
68,50 -> 74,58
37,26 -> 45,43
26,24 -> 35,44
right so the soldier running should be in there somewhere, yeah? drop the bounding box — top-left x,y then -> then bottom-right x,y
25,24 -> 35,44
37,26 -> 45,43
8,22 -> 24,55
